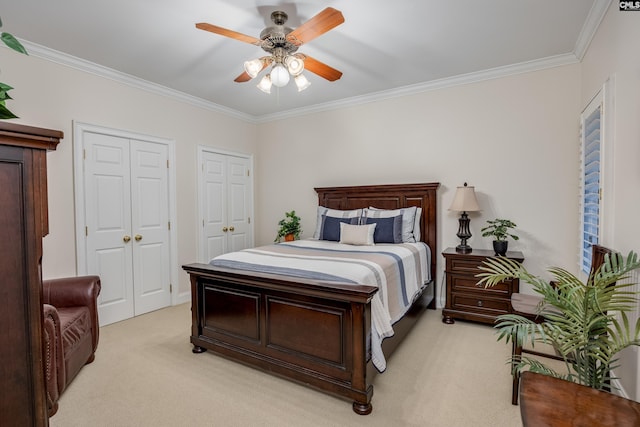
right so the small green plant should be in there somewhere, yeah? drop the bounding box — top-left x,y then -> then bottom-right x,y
481,218 -> 519,242
274,210 -> 302,242
0,17 -> 28,119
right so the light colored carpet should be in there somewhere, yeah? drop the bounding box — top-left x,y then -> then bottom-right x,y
50,304 -> 523,427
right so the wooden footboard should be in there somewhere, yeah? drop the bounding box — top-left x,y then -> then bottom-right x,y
183,264 -> 380,414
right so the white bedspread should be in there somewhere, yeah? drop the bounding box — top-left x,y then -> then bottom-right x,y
210,239 -> 431,372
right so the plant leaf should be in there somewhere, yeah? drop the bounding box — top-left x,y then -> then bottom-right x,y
0,103 -> 18,119
1,32 -> 28,55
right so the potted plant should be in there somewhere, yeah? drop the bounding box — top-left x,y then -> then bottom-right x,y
481,218 -> 519,255
274,210 -> 301,242
1,17 -> 28,119
477,251 -> 640,391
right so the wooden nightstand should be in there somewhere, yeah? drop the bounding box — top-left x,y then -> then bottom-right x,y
442,247 -> 524,325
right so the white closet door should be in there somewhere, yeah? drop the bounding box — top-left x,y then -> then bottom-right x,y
227,155 -> 251,253
84,133 -> 172,325
201,150 -> 252,262
130,140 -> 171,315
84,132 -> 135,325
202,152 -> 228,262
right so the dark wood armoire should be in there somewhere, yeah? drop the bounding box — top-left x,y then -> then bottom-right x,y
0,122 -> 62,426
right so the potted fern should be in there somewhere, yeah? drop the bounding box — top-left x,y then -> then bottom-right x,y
477,250 -> 640,391
481,218 -> 519,255
274,210 -> 301,242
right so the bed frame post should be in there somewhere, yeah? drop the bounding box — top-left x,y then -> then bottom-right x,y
351,301 -> 373,415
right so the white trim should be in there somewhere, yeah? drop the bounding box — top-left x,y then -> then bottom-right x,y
574,0 -> 612,60
256,54 -> 580,123
22,41 -> 254,123
72,121 -> 181,306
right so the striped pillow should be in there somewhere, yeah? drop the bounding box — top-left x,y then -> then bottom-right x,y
313,207 -> 363,239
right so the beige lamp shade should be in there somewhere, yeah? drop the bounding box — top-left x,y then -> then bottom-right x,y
449,183 -> 480,212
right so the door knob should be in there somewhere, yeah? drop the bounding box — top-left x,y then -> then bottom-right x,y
123,235 -> 131,243
229,226 -> 235,232
135,234 -> 143,241
222,227 -> 228,232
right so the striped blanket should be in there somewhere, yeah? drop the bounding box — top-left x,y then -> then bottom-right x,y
209,239 -> 431,372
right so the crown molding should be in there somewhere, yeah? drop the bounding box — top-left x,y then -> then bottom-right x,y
574,0 -> 612,60
19,40 -> 257,123
256,53 -> 580,123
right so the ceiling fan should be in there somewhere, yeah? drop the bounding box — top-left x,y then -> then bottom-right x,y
196,7 -> 344,93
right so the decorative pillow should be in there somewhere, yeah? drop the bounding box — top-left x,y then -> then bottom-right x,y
365,206 -> 418,243
414,207 -> 422,242
319,215 -> 360,241
313,207 -> 363,239
339,223 -> 376,246
365,215 -> 403,243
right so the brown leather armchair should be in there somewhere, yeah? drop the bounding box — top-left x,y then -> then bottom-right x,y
41,275 -> 101,416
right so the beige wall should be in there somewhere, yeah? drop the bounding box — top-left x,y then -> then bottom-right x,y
0,49 -> 258,296
580,3 -> 640,400
256,64 -> 582,292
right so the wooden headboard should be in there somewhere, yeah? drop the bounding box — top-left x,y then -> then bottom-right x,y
314,183 -> 440,283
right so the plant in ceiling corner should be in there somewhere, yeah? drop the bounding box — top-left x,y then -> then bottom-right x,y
0,16 -> 28,119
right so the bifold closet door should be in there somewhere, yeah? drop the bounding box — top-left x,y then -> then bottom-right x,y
84,132 -> 171,325
201,151 -> 252,262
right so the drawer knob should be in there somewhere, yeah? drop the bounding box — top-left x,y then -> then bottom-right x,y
477,300 -> 483,307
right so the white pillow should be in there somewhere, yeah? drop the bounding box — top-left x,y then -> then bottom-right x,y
339,223 -> 376,246
365,206 -> 418,243
313,207 -> 363,239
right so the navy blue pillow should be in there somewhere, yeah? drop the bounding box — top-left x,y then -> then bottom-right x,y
320,215 -> 359,241
365,215 -> 403,243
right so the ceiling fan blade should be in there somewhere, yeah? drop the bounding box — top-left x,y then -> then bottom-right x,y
286,7 -> 344,46
234,71 -> 252,83
195,23 -> 262,46
300,55 -> 342,81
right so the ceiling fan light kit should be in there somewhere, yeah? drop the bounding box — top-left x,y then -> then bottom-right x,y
294,74 -> 311,92
243,58 -> 264,79
257,74 -> 272,94
196,7 -> 344,94
284,54 -> 305,76
270,64 -> 290,87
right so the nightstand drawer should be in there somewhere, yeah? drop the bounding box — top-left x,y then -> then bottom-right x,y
447,257 -> 486,273
450,294 -> 511,316
449,273 -> 510,296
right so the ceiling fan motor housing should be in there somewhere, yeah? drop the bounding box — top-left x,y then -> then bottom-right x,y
260,11 -> 299,57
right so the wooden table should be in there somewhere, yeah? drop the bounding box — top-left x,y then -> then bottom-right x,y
520,371 -> 640,426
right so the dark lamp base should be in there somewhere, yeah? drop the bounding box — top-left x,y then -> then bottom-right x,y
456,244 -> 472,254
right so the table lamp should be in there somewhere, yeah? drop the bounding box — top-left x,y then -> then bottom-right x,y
449,182 -> 480,253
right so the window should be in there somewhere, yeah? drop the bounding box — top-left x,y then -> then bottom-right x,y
580,99 -> 601,275
579,77 -> 614,277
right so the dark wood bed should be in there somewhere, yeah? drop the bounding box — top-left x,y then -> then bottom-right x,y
182,182 -> 440,414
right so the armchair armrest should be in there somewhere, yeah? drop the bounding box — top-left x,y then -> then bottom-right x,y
42,304 -> 64,414
42,275 -> 101,308
42,275 -> 101,352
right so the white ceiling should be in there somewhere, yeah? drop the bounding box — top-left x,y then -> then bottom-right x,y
1,0 -> 608,122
